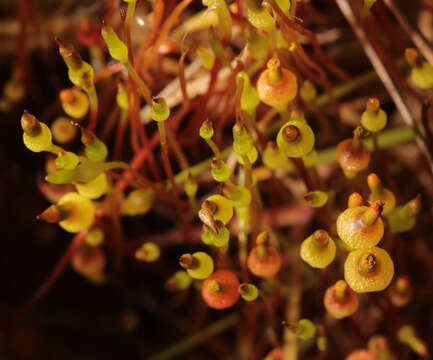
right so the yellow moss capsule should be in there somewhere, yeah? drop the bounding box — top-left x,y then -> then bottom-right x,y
205,194 -> 233,225
75,173 -> 109,199
21,111 -> 53,153
236,146 -> 258,165
344,247 -> 394,293
336,203 -> 384,250
300,230 -> 336,269
180,252 -> 214,280
58,192 -> 95,233
263,141 -> 290,170
122,189 -> 155,216
277,119 -> 315,158
85,227 -> 105,247
135,242 -> 160,262
59,89 -> 89,119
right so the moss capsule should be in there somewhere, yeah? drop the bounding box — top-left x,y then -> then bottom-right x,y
323,280 -> 359,319
344,247 -> 394,293
21,111 -> 53,153
277,120 -> 315,158
51,117 -> 77,144
337,202 -> 384,250
121,189 -> 155,216
387,195 -> 421,233
345,350 -> 377,360
59,88 -> 89,119
71,245 -> 106,282
135,242 -> 160,262
180,252 -> 214,280
57,192 -> 95,233
361,98 -> 387,133
75,173 -> 109,199
202,269 -> 240,310
300,230 -> 336,269
257,58 -> 298,112
247,233 -> 281,278
85,227 -> 105,247
367,173 -> 395,215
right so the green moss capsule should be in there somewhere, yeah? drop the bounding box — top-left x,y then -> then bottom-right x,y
367,173 -> 395,215
223,184 -> 251,208
135,242 -> 160,262
80,127 -> 108,162
150,97 -> 170,122
237,71 -> 260,116
197,46 -> 215,70
55,151 -> 79,170
101,25 -> 128,64
233,122 -> 254,156
211,158 -> 231,182
405,48 -> 433,90
303,191 -> 328,208
239,283 -> 259,301
286,319 -> 316,340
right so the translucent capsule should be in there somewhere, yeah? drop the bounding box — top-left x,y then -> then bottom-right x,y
344,247 -> 394,293
300,230 -> 336,269
201,269 -> 240,310
277,120 -> 315,158
57,192 -> 95,233
59,89 -> 89,119
75,173 -> 109,199
336,203 -> 384,250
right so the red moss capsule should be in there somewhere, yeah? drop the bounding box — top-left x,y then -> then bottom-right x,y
257,58 -> 298,112
247,232 -> 281,278
202,270 -> 240,309
323,280 -> 359,319
336,127 -> 370,179
264,347 -> 283,360
345,349 -> 377,360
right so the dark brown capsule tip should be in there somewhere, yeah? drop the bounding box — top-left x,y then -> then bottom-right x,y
179,254 -> 199,269
21,110 -> 41,136
37,205 -> 64,223
282,125 -> 299,142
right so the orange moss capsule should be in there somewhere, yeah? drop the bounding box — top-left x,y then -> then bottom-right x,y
51,117 -> 77,144
247,232 -> 281,278
264,347 -> 283,360
323,280 -> 359,319
345,349 -> 377,360
337,202 -> 384,250
367,173 -> 396,216
59,88 -> 89,119
336,127 -> 370,179
201,269 -> 240,310
387,276 -> 412,307
257,58 -> 298,112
